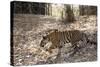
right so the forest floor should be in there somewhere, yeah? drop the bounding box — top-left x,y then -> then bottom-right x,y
12,14 -> 97,66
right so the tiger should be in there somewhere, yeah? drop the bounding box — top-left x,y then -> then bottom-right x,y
40,29 -> 87,53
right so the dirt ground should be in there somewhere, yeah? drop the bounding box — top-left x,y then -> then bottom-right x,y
12,14 -> 97,66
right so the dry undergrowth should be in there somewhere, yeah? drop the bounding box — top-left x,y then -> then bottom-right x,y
12,14 -> 97,65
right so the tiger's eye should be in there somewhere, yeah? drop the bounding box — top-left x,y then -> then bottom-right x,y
41,45 -> 44,47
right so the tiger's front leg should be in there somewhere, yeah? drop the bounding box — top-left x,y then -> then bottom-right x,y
46,44 -> 58,53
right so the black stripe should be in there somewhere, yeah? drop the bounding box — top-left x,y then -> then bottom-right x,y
64,31 -> 68,43
61,32 -> 65,45
63,31 -> 67,44
68,31 -> 72,42
66,31 -> 70,42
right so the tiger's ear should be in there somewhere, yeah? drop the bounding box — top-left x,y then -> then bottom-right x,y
43,36 -> 47,39
54,29 -> 58,32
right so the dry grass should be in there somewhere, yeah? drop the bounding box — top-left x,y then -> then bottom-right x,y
12,14 -> 97,66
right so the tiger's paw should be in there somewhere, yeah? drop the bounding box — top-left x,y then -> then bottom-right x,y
46,49 -> 53,53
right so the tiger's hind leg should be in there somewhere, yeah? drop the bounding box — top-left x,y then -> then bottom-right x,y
67,43 -> 78,57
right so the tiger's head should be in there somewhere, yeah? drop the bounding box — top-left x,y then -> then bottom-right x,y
40,35 -> 49,47
40,29 -> 58,47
